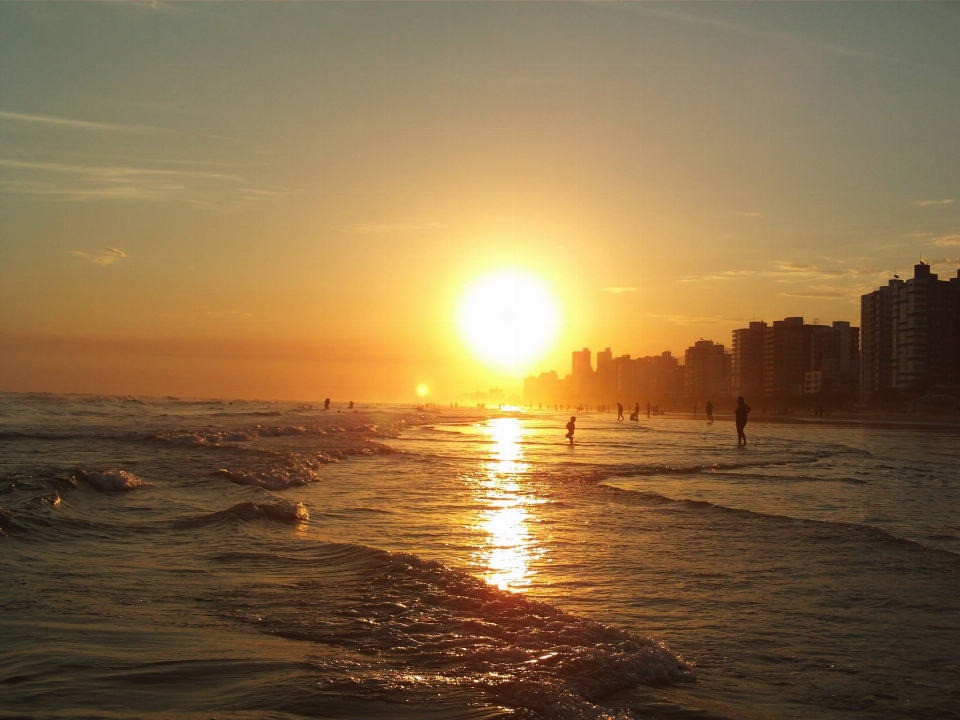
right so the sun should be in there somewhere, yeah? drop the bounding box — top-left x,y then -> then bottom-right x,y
457,269 -> 561,371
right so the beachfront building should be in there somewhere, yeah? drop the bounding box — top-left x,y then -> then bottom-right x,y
731,316 -> 859,401
731,321 -> 767,399
762,317 -> 829,397
523,347 -> 684,407
684,340 -> 732,401
860,263 -> 960,399
810,321 -> 860,397
860,283 -> 897,400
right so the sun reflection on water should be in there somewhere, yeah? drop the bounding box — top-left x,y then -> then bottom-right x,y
476,417 -> 543,592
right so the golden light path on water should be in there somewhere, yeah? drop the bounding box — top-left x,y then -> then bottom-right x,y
475,417 -> 544,592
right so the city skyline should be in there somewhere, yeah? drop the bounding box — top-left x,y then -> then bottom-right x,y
524,260 -> 958,406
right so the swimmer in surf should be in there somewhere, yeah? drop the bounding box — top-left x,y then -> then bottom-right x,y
565,416 -> 576,443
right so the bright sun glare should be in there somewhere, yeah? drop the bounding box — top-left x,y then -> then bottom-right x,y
457,269 -> 561,371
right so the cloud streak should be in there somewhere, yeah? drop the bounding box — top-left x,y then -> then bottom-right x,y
778,284 -> 864,301
68,247 -> 126,266
646,313 -> 747,326
932,234 -> 960,247
0,110 -> 163,134
338,221 -> 445,235
0,157 -> 288,205
913,199 -> 955,207
602,287 -> 638,294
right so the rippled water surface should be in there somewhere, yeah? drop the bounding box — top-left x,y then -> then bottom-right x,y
2,393 -> 958,719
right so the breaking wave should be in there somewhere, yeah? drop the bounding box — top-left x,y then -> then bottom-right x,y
185,500 -> 309,527
75,469 -> 144,492
214,465 -> 319,491
218,543 -> 693,719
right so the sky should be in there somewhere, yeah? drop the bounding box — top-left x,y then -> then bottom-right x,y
2,2 -> 959,401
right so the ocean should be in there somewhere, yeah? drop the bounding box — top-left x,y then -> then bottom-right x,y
1,392 -> 958,720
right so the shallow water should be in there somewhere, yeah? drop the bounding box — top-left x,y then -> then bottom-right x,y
1,393 -> 958,719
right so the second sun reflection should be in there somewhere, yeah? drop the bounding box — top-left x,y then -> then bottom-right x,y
474,417 -> 545,592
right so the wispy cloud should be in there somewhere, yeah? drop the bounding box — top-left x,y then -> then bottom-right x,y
646,313 -> 746,326
601,286 -> 638,294
68,247 -> 126,266
638,5 -> 881,62
0,157 -> 285,205
338,221 -> 445,234
905,231 -> 933,238
0,110 -> 163,134
778,285 -> 864,301
683,261 -> 890,285
913,199 -> 955,207
0,158 -> 237,181
932,234 -> 960,247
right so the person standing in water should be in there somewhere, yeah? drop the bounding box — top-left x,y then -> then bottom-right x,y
735,396 -> 751,446
617,402 -> 624,421
705,400 -> 714,423
565,416 -> 576,443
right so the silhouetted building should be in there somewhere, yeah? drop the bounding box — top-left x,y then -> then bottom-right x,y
861,263 -> 960,399
595,347 -> 616,401
732,321 -> 767,399
810,321 -> 860,396
860,283 -> 897,400
522,371 -> 559,405
684,340 -> 732,401
763,318 -> 818,397
572,348 -> 592,378
891,264 -> 960,392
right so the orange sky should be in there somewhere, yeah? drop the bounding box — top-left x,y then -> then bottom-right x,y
2,3 -> 959,400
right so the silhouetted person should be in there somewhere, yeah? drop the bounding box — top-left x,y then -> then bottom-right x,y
630,402 -> 639,421
735,396 -> 751,446
324,398 -> 330,411
348,400 -> 354,409
706,401 -> 714,423
646,402 -> 651,419
617,402 -> 624,421
565,416 -> 576,443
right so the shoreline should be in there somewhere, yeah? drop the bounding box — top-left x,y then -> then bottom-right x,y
662,411 -> 960,431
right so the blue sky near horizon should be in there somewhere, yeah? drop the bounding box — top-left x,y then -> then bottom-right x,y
1,2 -> 959,400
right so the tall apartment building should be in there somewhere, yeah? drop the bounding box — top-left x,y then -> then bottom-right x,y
732,321 -> 767,399
572,348 -> 592,378
763,317 -> 826,397
808,321 -> 860,396
732,316 -> 858,400
891,264 -> 960,391
860,283 -> 897,400
861,263 -> 960,398
684,340 -> 732,401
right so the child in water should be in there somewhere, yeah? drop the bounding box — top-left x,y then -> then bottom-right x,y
565,416 -> 576,443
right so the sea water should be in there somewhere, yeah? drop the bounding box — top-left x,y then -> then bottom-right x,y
1,393 -> 958,720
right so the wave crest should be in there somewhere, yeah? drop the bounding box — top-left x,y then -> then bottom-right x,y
185,500 -> 309,527
76,469 -> 144,492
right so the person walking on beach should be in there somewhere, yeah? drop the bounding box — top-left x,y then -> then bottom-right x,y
646,402 -> 651,419
706,400 -> 714,423
735,396 -> 751,446
565,416 -> 576,443
617,402 -> 624,421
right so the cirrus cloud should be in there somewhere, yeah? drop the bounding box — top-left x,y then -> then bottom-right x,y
68,247 -> 126,266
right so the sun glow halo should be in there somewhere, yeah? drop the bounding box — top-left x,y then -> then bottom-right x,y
457,270 -> 560,370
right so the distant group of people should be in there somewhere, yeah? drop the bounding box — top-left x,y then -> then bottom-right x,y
564,396 -> 752,446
